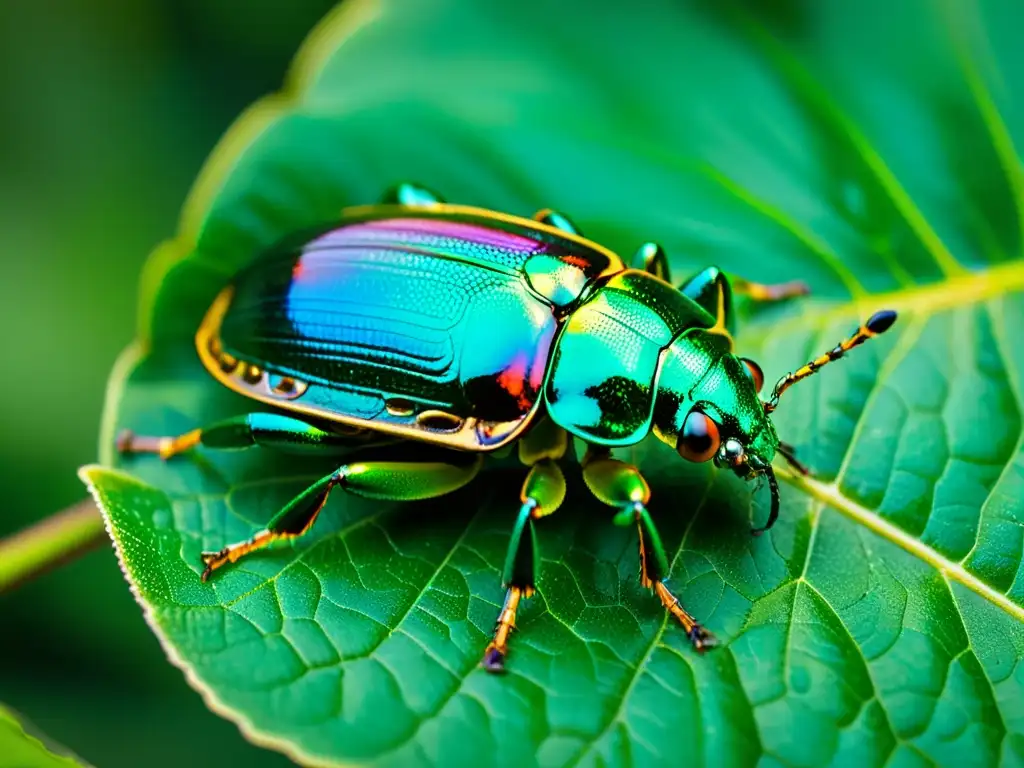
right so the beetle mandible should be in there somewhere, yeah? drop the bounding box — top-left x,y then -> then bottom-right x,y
119,183 -> 897,672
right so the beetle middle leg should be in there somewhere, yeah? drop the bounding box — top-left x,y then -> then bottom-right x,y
482,418 -> 569,673
199,451 -> 483,581
581,447 -> 716,651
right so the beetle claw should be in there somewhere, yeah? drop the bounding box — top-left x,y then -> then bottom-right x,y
200,548 -> 229,582
482,643 -> 507,673
688,624 -> 717,652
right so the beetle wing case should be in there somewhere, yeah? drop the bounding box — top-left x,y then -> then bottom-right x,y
196,205 -> 623,451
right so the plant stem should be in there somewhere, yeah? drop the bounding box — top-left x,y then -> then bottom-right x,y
0,500 -> 107,594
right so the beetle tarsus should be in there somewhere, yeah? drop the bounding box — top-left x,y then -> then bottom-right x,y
199,549 -> 228,583
482,643 -> 507,673
654,580 -> 718,652
200,547 -> 233,582
116,428 -> 200,459
199,529 -> 276,582
733,277 -> 810,302
116,430 -> 136,454
481,586 -> 525,674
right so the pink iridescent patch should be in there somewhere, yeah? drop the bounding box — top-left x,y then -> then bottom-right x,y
311,218 -> 542,253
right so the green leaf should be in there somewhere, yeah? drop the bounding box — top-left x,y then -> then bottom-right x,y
83,0 -> 1024,765
0,703 -> 92,767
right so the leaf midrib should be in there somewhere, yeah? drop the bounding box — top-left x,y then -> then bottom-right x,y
780,470 -> 1024,622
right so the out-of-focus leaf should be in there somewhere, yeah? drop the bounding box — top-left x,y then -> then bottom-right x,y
0,703 -> 91,767
83,0 -> 1024,765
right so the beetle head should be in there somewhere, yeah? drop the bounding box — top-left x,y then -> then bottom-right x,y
653,334 -> 779,469
651,331 -> 783,531
653,310 -> 898,535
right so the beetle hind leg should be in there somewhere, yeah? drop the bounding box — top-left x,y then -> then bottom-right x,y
201,454 -> 483,581
679,266 -> 809,337
117,429 -> 201,460
679,266 -> 809,307
729,275 -> 810,302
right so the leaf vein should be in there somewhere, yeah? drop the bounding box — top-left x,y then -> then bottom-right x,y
782,472 -> 1024,622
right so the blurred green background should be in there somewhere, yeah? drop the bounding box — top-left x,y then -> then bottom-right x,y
0,1 -> 340,765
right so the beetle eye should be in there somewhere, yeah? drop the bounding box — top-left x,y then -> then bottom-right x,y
740,358 -> 764,392
677,409 -> 721,463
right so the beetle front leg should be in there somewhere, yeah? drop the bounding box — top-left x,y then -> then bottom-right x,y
482,418 -> 569,672
581,448 -> 716,651
117,413 -> 361,460
200,454 -> 482,581
678,266 -> 809,337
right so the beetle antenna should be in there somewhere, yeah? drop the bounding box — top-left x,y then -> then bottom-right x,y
763,310 -> 897,414
751,463 -> 779,536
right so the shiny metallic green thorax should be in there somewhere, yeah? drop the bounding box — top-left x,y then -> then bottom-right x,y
543,270 -> 778,460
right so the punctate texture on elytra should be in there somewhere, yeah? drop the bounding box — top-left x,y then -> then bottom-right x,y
83,1 -> 1024,766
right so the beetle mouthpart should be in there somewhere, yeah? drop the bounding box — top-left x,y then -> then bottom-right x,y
718,438 -> 746,469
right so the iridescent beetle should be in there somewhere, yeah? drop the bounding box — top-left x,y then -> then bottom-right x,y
119,184 -> 897,671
